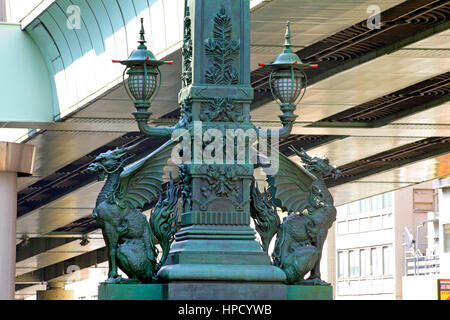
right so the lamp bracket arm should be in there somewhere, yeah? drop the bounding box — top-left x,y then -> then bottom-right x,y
133,111 -> 186,138
256,101 -> 297,139
256,123 -> 293,140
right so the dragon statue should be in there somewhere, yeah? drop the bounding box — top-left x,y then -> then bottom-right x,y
250,179 -> 280,254
87,140 -> 179,283
253,145 -> 340,285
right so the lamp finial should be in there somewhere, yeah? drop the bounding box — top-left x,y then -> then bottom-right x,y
283,21 -> 292,53
138,18 -> 147,49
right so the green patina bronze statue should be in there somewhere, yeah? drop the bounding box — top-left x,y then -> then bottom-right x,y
87,140 -> 179,283
92,1 -> 338,298
250,179 -> 280,254
258,146 -> 340,285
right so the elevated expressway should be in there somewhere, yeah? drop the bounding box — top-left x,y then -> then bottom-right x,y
1,0 -> 448,298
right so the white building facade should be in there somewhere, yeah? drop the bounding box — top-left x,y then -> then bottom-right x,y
335,191 -> 396,299
332,178 -> 449,299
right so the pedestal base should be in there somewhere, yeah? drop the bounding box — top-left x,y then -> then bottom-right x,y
286,285 -> 333,300
98,282 -> 333,300
99,283 -> 165,300
158,264 -> 286,282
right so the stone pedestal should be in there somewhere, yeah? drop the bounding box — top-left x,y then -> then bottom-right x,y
286,285 -> 333,300
98,283 -> 333,300
0,142 -> 35,300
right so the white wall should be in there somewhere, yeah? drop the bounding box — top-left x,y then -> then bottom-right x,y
402,275 -> 438,300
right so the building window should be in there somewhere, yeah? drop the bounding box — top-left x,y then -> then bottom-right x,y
349,250 -> 360,277
338,246 -> 392,281
382,192 -> 393,209
348,201 -> 359,216
383,246 -> 392,275
348,219 -> 359,233
360,249 -> 370,277
360,198 -> 371,213
374,194 -> 383,211
360,217 -> 369,232
338,251 -> 348,278
371,247 -> 382,276
370,215 -> 382,230
337,221 -> 348,235
337,205 -> 347,220
382,213 -> 393,228
444,224 -> 450,253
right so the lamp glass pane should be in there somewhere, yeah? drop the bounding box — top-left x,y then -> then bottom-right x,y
271,69 -> 305,104
273,75 -> 302,103
127,72 -> 157,101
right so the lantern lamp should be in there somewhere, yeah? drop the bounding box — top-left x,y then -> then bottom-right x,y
258,21 -> 317,126
113,18 -> 173,113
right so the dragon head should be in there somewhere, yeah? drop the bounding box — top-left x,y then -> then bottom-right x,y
87,146 -> 133,181
289,146 -> 341,179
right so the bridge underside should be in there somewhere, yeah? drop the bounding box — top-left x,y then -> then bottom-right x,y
5,0 -> 449,299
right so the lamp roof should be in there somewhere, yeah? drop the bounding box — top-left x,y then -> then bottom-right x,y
115,18 -> 165,67
267,21 -> 311,70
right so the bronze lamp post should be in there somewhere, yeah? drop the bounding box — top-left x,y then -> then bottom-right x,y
93,0 -> 336,300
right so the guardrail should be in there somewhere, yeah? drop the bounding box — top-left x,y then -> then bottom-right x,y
405,256 -> 439,276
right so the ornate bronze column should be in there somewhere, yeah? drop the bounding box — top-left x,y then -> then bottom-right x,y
157,0 -> 285,284
95,0 -> 335,300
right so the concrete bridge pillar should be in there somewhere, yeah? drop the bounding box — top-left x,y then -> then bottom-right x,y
0,142 -> 35,300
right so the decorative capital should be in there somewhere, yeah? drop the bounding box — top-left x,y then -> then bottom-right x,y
0,142 -> 36,176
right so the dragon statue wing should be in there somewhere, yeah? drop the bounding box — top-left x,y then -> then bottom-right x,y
117,139 -> 179,210
262,147 -> 317,214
